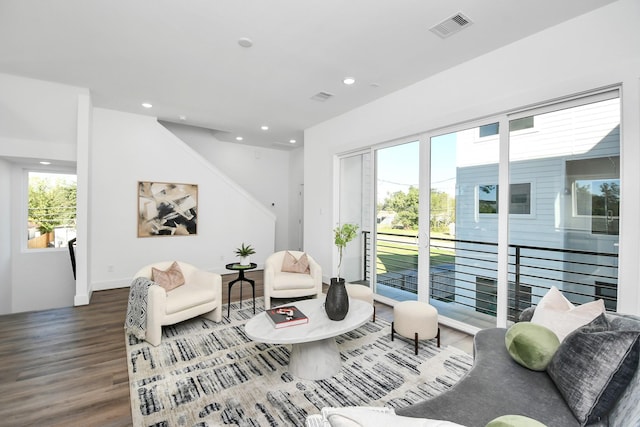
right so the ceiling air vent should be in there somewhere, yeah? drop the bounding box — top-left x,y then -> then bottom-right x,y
310,91 -> 334,102
430,12 -> 473,39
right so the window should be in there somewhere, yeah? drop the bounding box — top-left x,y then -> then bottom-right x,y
509,183 -> 531,214
27,171 -> 77,249
567,157 -> 620,235
476,277 -> 497,316
509,116 -> 534,132
478,183 -> 531,214
575,179 -> 620,235
479,122 -> 499,138
478,185 -> 498,213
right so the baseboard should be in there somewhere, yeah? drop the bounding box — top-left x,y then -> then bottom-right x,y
74,286 -> 92,306
92,279 -> 130,291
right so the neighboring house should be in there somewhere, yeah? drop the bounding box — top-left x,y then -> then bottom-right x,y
454,95 -> 620,316
376,210 -> 396,226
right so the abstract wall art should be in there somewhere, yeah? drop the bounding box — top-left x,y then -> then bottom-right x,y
138,181 -> 198,237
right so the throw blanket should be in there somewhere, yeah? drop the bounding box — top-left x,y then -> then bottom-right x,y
124,277 -> 155,340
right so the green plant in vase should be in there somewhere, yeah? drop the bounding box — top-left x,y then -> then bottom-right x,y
234,243 -> 256,266
334,223 -> 359,280
326,223 -> 359,321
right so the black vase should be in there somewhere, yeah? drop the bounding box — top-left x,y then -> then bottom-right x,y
325,278 -> 349,321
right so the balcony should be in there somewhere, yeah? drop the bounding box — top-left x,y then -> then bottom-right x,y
362,230 -> 618,329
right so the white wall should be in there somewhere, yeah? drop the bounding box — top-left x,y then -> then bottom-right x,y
8,162 -> 80,313
0,158 -> 11,313
0,73 -> 86,314
288,147 -> 305,250
304,0 -> 640,314
0,73 -> 81,160
161,122 -> 296,252
0,72 -> 280,312
89,109 -> 276,290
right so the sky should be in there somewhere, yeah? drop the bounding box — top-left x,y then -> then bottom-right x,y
376,133 -> 457,203
29,171 -> 77,185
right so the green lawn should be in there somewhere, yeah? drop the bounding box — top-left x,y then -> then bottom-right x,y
375,243 -> 455,274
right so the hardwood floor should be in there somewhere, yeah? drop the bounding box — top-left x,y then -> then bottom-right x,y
0,270 -> 473,427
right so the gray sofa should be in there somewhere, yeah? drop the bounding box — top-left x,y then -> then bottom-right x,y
396,311 -> 640,427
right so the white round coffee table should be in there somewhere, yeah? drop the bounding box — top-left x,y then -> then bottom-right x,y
245,296 -> 373,380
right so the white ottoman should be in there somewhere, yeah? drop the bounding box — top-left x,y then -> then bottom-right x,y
392,300 -> 440,354
346,283 -> 375,322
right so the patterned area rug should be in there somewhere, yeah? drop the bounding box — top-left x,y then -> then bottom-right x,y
126,297 -> 473,427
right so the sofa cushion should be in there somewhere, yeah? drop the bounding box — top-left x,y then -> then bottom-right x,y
546,314 -> 640,426
396,328 -> 581,426
505,322 -> 560,371
485,415 -> 547,427
530,286 -> 604,341
151,261 -> 185,292
281,251 -> 311,274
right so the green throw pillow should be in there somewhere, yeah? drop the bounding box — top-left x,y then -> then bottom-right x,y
486,415 -> 547,427
505,322 -> 560,371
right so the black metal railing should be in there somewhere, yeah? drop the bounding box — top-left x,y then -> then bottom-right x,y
363,230 -> 619,321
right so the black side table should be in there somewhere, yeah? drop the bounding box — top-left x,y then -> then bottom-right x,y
225,263 -> 257,317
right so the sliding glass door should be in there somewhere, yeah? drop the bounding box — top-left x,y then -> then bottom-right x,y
507,91 -> 620,317
337,89 -> 621,330
374,140 -> 420,302
338,152 -> 371,285
429,125 -> 499,328
426,90 -> 621,329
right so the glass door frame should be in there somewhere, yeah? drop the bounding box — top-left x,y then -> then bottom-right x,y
423,88 -> 621,329
336,149 -> 373,288
372,137 -> 423,305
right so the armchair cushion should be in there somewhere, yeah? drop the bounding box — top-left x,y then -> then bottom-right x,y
164,279 -> 218,315
151,261 -> 185,292
133,261 -> 223,346
281,251 -> 311,274
272,271 -> 317,290
264,250 -> 322,309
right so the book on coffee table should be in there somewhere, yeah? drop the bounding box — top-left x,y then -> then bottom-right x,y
266,305 -> 308,328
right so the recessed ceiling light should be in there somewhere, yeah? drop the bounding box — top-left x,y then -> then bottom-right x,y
142,102 -> 152,108
343,77 -> 356,85
236,136 -> 243,141
289,139 -> 296,144
39,161 -> 51,165
261,125 -> 269,131
179,115 -> 187,121
238,37 -> 253,48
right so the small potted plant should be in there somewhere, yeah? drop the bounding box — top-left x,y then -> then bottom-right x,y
234,243 -> 256,266
325,223 -> 359,321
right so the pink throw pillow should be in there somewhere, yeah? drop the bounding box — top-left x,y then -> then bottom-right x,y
151,261 -> 186,291
281,251 -> 311,274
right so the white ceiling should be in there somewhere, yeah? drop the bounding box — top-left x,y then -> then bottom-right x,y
0,0 -> 616,150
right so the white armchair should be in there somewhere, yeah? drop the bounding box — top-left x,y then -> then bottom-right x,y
134,261 -> 222,346
264,251 -> 323,309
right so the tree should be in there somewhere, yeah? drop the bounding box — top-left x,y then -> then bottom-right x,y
382,186 -> 419,229
28,174 -> 77,236
430,189 -> 455,232
381,186 -> 456,231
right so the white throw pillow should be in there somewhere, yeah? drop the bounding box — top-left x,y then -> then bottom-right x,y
530,286 -> 605,342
